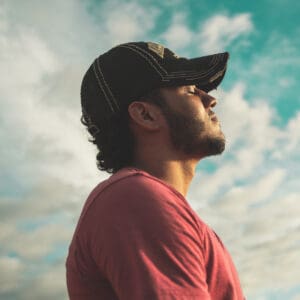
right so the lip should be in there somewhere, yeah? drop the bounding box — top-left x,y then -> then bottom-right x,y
210,114 -> 219,123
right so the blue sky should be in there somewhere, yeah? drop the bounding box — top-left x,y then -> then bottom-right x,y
0,0 -> 300,299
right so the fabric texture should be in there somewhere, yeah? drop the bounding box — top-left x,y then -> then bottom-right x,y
66,168 -> 245,300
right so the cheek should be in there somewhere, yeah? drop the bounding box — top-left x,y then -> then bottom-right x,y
180,98 -> 206,118
191,103 -> 208,121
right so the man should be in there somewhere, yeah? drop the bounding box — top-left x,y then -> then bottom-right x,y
66,41 -> 245,299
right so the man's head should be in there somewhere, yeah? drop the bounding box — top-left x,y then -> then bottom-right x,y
81,42 -> 229,173
128,85 -> 225,161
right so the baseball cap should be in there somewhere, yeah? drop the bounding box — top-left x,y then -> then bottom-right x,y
81,41 -> 229,135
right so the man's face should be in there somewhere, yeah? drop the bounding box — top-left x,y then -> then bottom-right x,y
157,85 -> 225,159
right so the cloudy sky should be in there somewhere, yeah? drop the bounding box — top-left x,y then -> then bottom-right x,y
1,0 -> 299,299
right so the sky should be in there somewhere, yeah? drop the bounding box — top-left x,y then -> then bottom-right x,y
0,0 -> 299,299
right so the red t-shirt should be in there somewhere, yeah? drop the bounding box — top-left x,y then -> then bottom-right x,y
66,168 -> 245,299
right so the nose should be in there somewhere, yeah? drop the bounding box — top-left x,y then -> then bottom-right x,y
197,89 -> 217,109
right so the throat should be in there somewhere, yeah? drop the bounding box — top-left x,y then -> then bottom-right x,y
133,160 -> 196,197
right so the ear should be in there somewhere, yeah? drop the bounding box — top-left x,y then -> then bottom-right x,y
128,101 -> 161,131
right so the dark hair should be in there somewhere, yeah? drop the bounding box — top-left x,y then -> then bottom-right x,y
81,89 -> 164,174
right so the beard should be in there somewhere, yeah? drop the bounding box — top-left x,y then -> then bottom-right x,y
159,100 -> 226,158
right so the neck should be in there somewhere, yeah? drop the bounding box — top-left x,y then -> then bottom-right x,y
131,155 -> 198,197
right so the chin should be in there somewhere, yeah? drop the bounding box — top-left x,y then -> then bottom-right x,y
182,134 -> 226,159
202,133 -> 226,157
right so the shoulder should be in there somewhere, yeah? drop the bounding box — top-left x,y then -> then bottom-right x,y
116,172 -> 170,195
102,172 -> 172,224
76,168 -> 205,253
95,168 -> 181,208
82,168 -> 196,228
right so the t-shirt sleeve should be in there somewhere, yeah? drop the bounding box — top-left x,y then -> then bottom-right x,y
87,175 -> 211,300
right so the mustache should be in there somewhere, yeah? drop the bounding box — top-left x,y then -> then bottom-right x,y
208,110 -> 215,117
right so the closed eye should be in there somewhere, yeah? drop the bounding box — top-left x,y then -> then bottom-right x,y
187,90 -> 197,95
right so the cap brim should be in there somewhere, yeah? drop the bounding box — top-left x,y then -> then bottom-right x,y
162,52 -> 229,92
190,52 -> 229,92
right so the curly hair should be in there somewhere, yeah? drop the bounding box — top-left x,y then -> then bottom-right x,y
81,89 -> 165,174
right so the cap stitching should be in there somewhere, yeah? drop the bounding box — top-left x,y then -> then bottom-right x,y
120,44 -> 168,77
164,70 -> 209,79
119,45 -> 165,79
164,58 -> 225,79
168,70 -> 200,75
185,67 -> 225,82
92,61 -> 115,113
208,66 -> 226,83
118,44 -> 226,85
164,68 -> 216,79
95,58 -> 120,110
185,68 -> 225,81
132,44 -> 224,80
127,44 -> 169,75
211,54 -> 219,64
211,55 -> 216,64
164,70 -> 208,76
127,44 -> 225,81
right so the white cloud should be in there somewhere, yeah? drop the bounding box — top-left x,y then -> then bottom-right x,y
199,13 -> 253,53
278,111 -> 300,157
278,77 -> 296,88
216,168 -> 286,215
0,26 -> 101,190
1,223 -> 72,261
23,264 -> 68,300
235,32 -> 300,105
8,263 -> 69,300
161,13 -> 193,50
0,257 -> 24,293
93,0 -> 159,46
159,12 -> 253,54
0,5 -> 8,32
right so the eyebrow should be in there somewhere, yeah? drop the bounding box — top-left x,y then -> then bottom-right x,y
183,85 -> 196,90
